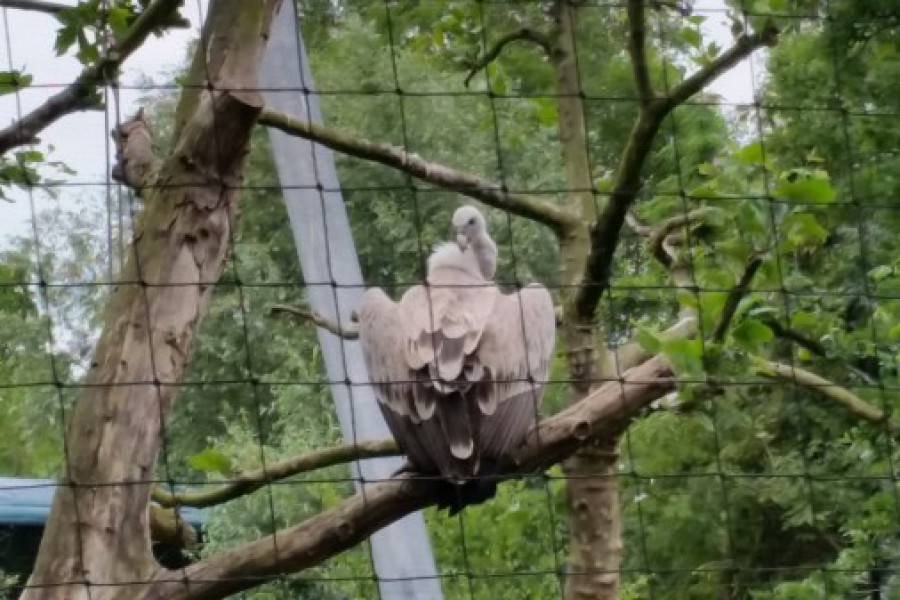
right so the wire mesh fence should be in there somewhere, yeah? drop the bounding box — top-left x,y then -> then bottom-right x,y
0,0 -> 898,599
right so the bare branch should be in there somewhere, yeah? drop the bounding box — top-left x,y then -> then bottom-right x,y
153,439 -> 399,509
111,108 -> 160,192
647,206 -> 719,269
764,320 -> 828,357
753,357 -> 896,430
270,303 -> 359,340
0,0 -> 183,155
662,24 -> 780,112
144,356 -> 675,600
464,27 -> 553,88
625,210 -> 654,236
0,0 -> 68,14
573,25 -> 778,322
763,319 -> 877,385
258,109 -> 580,234
712,254 -> 764,342
627,0 -> 655,103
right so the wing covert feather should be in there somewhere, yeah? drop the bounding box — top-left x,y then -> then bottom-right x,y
475,284 -> 556,417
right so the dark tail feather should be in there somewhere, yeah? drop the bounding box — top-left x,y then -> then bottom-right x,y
433,459 -> 504,516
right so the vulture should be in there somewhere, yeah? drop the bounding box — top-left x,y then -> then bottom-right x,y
357,205 -> 556,511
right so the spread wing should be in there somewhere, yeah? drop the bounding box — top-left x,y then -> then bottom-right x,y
473,283 -> 556,458
357,272 -> 499,478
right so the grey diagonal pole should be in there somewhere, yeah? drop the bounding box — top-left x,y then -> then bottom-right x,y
260,3 -> 444,599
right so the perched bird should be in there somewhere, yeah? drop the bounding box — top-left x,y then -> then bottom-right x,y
451,205 -> 498,280
357,207 -> 555,512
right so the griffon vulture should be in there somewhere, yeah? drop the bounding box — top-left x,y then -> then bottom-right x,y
357,206 -> 556,510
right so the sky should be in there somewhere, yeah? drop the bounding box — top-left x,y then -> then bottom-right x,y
0,0 -> 763,248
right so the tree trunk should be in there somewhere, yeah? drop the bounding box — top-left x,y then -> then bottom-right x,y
20,2 -> 282,599
549,3 -> 623,600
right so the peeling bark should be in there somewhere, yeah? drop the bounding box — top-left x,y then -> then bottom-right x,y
546,2 -> 625,599
19,2 -> 282,599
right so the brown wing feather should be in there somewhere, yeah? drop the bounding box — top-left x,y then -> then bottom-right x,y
358,270 -> 500,481
470,284 -> 556,458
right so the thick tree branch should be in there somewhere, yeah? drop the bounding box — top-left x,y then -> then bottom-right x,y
610,315 -> 698,373
712,254 -> 764,342
0,0 -> 67,14
21,2 -> 281,597
627,0 -> 655,103
269,303 -> 359,340
143,356 -> 675,600
257,108 -> 580,234
153,439 -> 399,509
753,357 -> 896,430
662,24 -> 780,112
0,0 -> 183,155
573,24 -> 779,322
464,27 -> 552,88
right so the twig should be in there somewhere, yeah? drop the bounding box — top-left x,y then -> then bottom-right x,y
464,27 -> 552,88
270,303 -> 359,340
626,0 -> 655,103
258,109 -> 580,235
0,0 -> 183,155
0,0 -> 68,14
143,356 -> 675,600
753,357 -> 896,430
573,25 -> 778,322
712,254 -> 764,342
153,439 -> 399,508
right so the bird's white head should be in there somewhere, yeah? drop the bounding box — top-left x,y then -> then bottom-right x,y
451,205 -> 487,252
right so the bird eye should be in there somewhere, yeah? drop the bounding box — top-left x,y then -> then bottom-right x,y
468,218 -> 475,225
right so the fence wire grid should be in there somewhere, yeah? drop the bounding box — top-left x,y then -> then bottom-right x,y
0,0 -> 899,599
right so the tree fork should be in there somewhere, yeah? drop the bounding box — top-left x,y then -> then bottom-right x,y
19,2 -> 283,599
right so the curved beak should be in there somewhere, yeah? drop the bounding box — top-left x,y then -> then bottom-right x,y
456,232 -> 469,251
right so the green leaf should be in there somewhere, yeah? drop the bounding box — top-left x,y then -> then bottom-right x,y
887,324 -> 900,341
780,212 -> 829,250
188,448 -> 234,476
0,70 -> 33,95
15,150 -> 44,163
790,311 -> 817,330
697,162 -> 716,177
733,141 -> 765,166
661,338 -> 704,377
679,27 -> 702,50
773,170 -> 836,204
688,182 -> 719,200
635,326 -> 662,353
107,6 -> 132,38
730,320 -> 774,352
533,98 -> 558,126
868,265 -> 893,281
